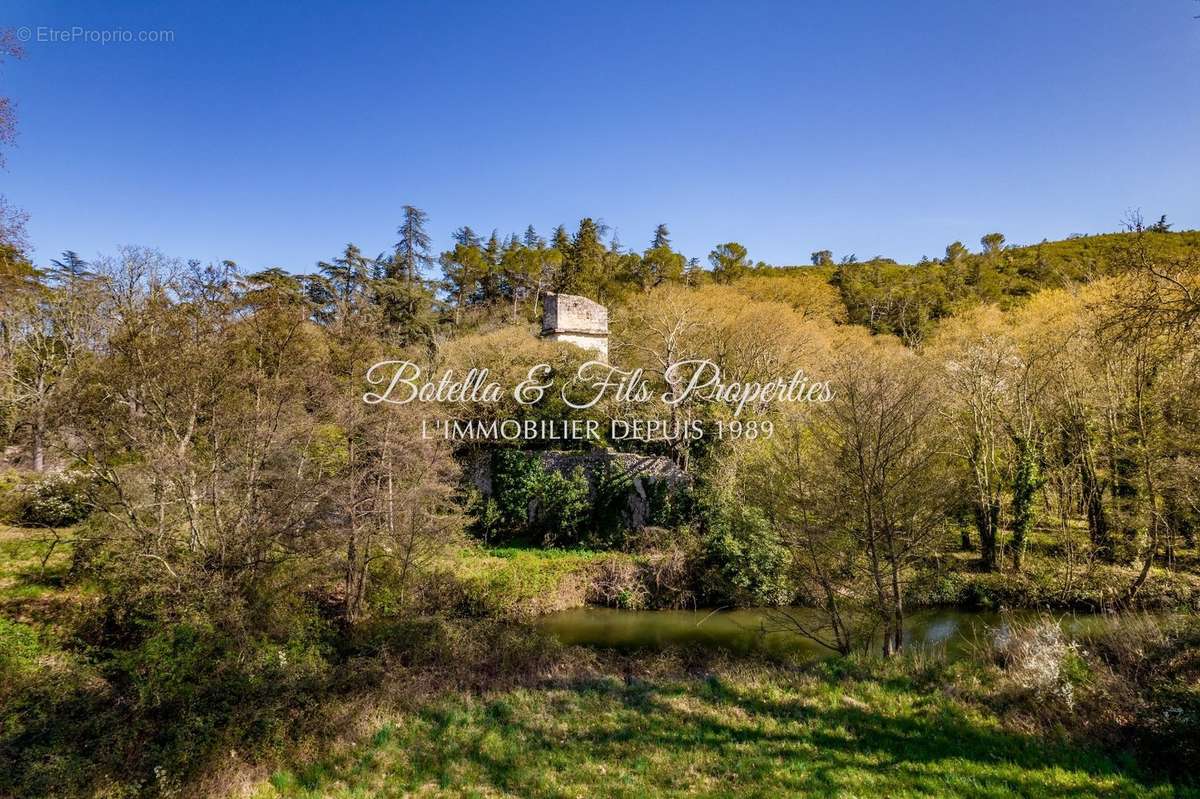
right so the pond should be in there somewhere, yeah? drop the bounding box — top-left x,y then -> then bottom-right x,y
533,606 -> 1165,660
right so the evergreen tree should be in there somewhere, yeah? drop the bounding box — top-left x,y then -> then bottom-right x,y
651,223 -> 671,249
50,250 -> 91,283
393,205 -> 433,283
523,224 -> 543,249
318,243 -> 371,302
440,232 -> 486,322
639,225 -> 685,290
453,225 -> 482,248
980,232 -> 1006,255
561,218 -> 605,295
944,241 -> 969,266
480,230 -> 503,302
548,224 -> 572,293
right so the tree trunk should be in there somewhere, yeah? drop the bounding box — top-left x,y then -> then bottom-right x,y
975,498 -> 1000,571
32,401 -> 45,473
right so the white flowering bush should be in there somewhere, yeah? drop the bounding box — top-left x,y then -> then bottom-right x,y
18,471 -> 93,527
991,618 -> 1081,707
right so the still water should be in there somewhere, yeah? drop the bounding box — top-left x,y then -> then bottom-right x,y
534,606 -> 1159,660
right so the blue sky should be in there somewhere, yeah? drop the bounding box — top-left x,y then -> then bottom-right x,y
3,1 -> 1199,271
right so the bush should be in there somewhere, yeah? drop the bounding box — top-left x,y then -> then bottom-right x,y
989,617 -> 1082,707
702,497 -> 793,607
533,467 -> 590,547
483,452 -> 592,548
17,471 -> 93,527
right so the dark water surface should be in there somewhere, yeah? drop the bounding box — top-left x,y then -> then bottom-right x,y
534,606 -> 1168,659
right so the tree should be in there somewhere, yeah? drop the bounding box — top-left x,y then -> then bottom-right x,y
810,250 -> 833,266
651,223 -> 671,249
392,205 -> 433,283
816,335 -> 950,655
50,251 -> 92,283
0,29 -> 22,168
944,241 -> 969,264
1148,215 -> 1171,234
560,217 -> 605,295
934,308 -> 1014,571
3,256 -> 108,471
0,33 -> 27,258
980,232 -> 1006,254
638,224 -> 686,290
709,242 -> 751,284
318,243 -> 372,303
59,254 -> 462,626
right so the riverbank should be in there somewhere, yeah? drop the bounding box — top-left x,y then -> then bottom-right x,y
2,524 -> 1198,797
451,536 -> 1200,620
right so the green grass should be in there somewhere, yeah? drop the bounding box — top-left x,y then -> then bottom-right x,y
0,524 -> 85,632
249,661 -> 1185,799
452,545 -> 630,618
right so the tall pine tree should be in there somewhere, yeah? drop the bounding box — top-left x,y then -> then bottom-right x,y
392,205 -> 433,283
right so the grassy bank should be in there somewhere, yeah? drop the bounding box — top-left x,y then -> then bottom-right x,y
2,524 -> 1198,798
248,656 -> 1188,799
451,533 -> 1200,620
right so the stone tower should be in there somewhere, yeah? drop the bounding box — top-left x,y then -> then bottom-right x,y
542,293 -> 608,360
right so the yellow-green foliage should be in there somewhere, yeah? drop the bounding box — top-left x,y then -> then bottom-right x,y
454,548 -> 630,619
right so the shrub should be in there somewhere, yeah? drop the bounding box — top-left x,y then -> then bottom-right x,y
645,478 -> 698,529
17,471 -> 93,527
702,498 -> 793,607
990,617 -> 1081,707
490,450 -> 543,532
485,452 -> 591,548
589,557 -> 648,609
533,467 -> 590,547
582,461 -> 635,550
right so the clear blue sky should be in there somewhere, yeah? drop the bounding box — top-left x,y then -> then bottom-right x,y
3,0 -> 1199,271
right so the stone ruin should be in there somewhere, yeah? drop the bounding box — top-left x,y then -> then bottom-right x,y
462,293 -> 685,533
469,449 -> 689,530
542,293 -> 608,360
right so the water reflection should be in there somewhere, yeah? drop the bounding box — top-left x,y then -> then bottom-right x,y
533,606 -> 1157,660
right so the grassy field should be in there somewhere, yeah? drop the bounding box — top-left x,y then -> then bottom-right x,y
249,660 -> 1185,799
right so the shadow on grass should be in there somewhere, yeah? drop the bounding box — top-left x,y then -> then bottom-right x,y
272,670 -> 1191,799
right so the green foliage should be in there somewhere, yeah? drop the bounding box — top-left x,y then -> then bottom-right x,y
709,241 -> 751,284
456,549 -> 601,618
831,230 -> 1200,342
702,494 -> 793,606
1009,436 -> 1045,570
486,451 -> 590,547
490,450 -> 543,530
580,461 -> 635,550
0,608 -> 336,799
535,467 -> 590,547
644,478 -> 698,530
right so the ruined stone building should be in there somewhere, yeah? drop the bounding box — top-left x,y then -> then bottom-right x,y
541,293 -> 608,360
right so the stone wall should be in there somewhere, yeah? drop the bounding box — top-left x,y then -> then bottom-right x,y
542,293 -> 608,360
468,448 -> 688,531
